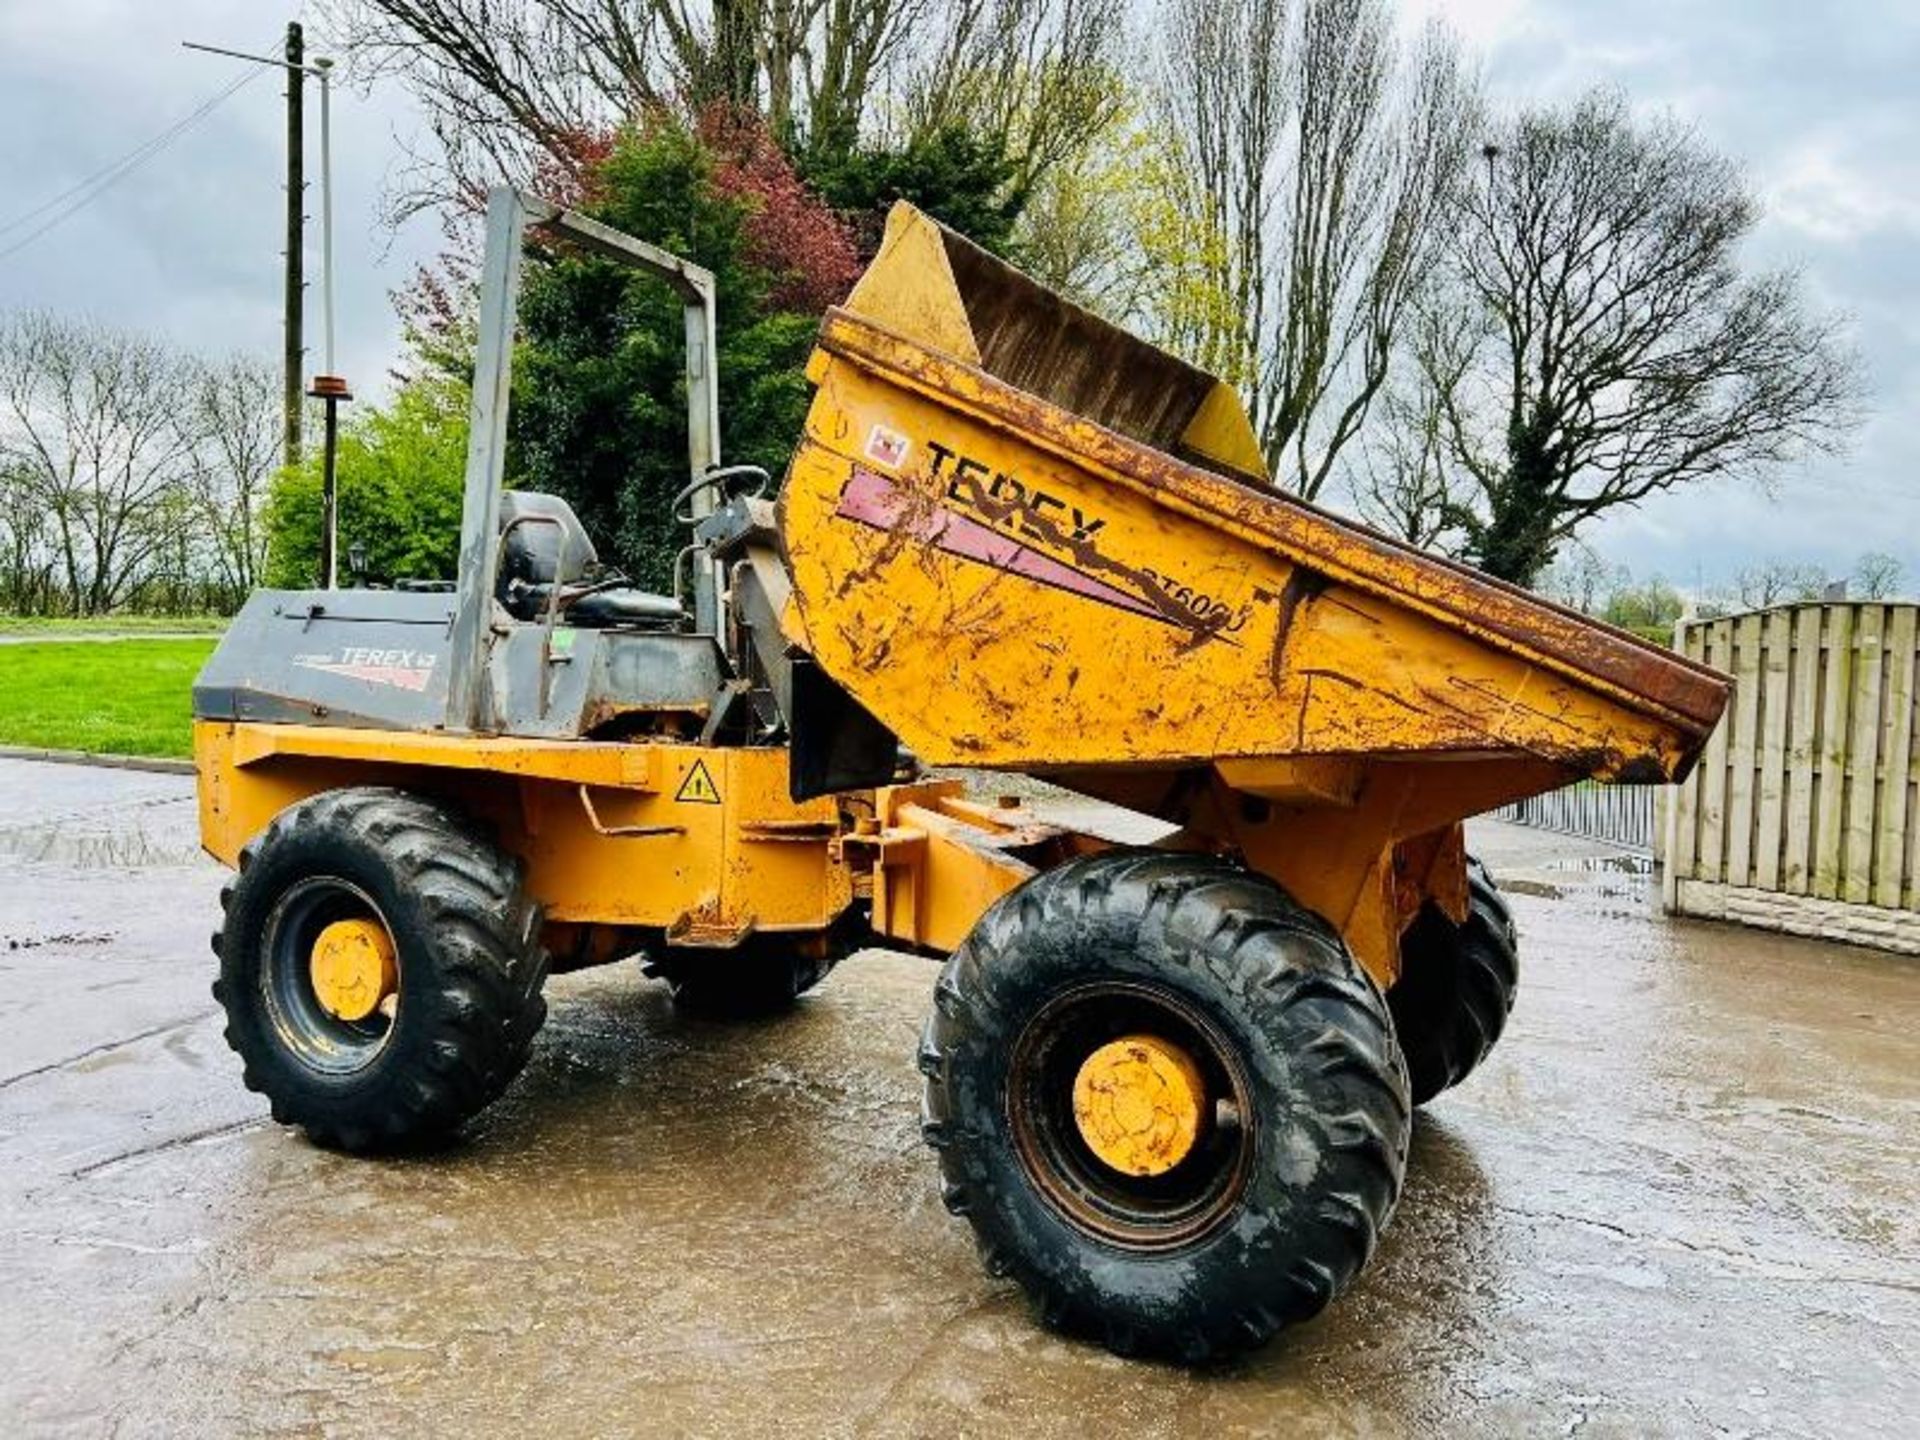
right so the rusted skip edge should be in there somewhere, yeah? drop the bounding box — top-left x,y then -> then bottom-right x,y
813,312 -> 1731,739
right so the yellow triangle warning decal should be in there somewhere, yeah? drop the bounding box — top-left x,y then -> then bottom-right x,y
675,759 -> 722,805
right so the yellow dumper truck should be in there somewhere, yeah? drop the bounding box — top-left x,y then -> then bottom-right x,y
193,191 -> 1729,1359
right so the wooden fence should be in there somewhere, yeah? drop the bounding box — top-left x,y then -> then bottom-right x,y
1663,601 -> 1919,950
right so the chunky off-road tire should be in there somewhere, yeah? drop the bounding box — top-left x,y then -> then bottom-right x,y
212,787 -> 549,1151
920,851 -> 1411,1362
1387,856 -> 1518,1106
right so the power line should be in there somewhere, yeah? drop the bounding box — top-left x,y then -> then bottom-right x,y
0,66 -> 262,241
0,66 -> 267,262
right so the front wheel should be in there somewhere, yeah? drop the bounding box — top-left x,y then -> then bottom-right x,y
919,852 -> 1410,1362
213,788 -> 549,1151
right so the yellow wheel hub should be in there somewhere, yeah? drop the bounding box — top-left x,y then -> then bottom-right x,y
309,918 -> 397,1023
1071,1034 -> 1208,1178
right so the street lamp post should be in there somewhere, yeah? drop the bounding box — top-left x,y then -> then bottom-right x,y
184,35 -> 351,589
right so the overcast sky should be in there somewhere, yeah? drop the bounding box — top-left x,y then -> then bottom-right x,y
1,0 -> 1914,593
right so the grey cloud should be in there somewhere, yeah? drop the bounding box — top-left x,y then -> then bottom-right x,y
0,1 -> 437,399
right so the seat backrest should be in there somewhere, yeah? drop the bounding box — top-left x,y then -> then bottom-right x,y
499,490 -> 598,589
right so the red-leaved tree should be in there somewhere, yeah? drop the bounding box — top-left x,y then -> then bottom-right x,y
394,109 -> 857,382
696,107 -> 860,314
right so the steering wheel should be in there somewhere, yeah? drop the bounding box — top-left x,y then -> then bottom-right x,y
673,464 -> 771,525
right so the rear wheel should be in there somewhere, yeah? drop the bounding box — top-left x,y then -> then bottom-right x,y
213,788 -> 549,1151
920,851 -> 1410,1361
1387,856 -> 1519,1106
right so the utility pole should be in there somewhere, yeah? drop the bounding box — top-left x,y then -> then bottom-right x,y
283,21 -> 305,475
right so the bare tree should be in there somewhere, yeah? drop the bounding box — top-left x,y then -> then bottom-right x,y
1349,289 -> 1479,547
186,356 -> 282,603
794,0 -> 926,156
1351,371 -> 1458,548
896,0 -> 1128,206
0,314 -> 235,615
1416,90 -> 1865,585
324,0 -> 1113,210
1732,560 -> 1828,609
0,315 -> 281,618
328,0 -> 683,208
0,461 -> 57,613
1533,543 -> 1619,613
1851,550 -> 1905,600
1150,0 -> 1479,498
0,313 -> 207,615
1148,0 -> 1284,386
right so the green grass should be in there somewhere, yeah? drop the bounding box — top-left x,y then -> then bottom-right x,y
0,639 -> 215,759
0,614 -> 229,636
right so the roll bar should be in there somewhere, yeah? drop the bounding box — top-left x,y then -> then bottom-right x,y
444,187 -> 723,732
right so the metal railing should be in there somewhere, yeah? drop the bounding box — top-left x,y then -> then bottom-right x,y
1490,782 -> 1655,854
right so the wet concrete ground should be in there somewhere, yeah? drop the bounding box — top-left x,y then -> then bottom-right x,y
0,755 -> 1914,1436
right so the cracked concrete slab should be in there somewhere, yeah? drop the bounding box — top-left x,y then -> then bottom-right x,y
0,757 -> 1914,1436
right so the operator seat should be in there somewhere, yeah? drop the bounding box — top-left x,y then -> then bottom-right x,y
497,490 -> 685,629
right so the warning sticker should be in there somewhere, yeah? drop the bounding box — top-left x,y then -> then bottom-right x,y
864,424 -> 910,469
675,759 -> 722,805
